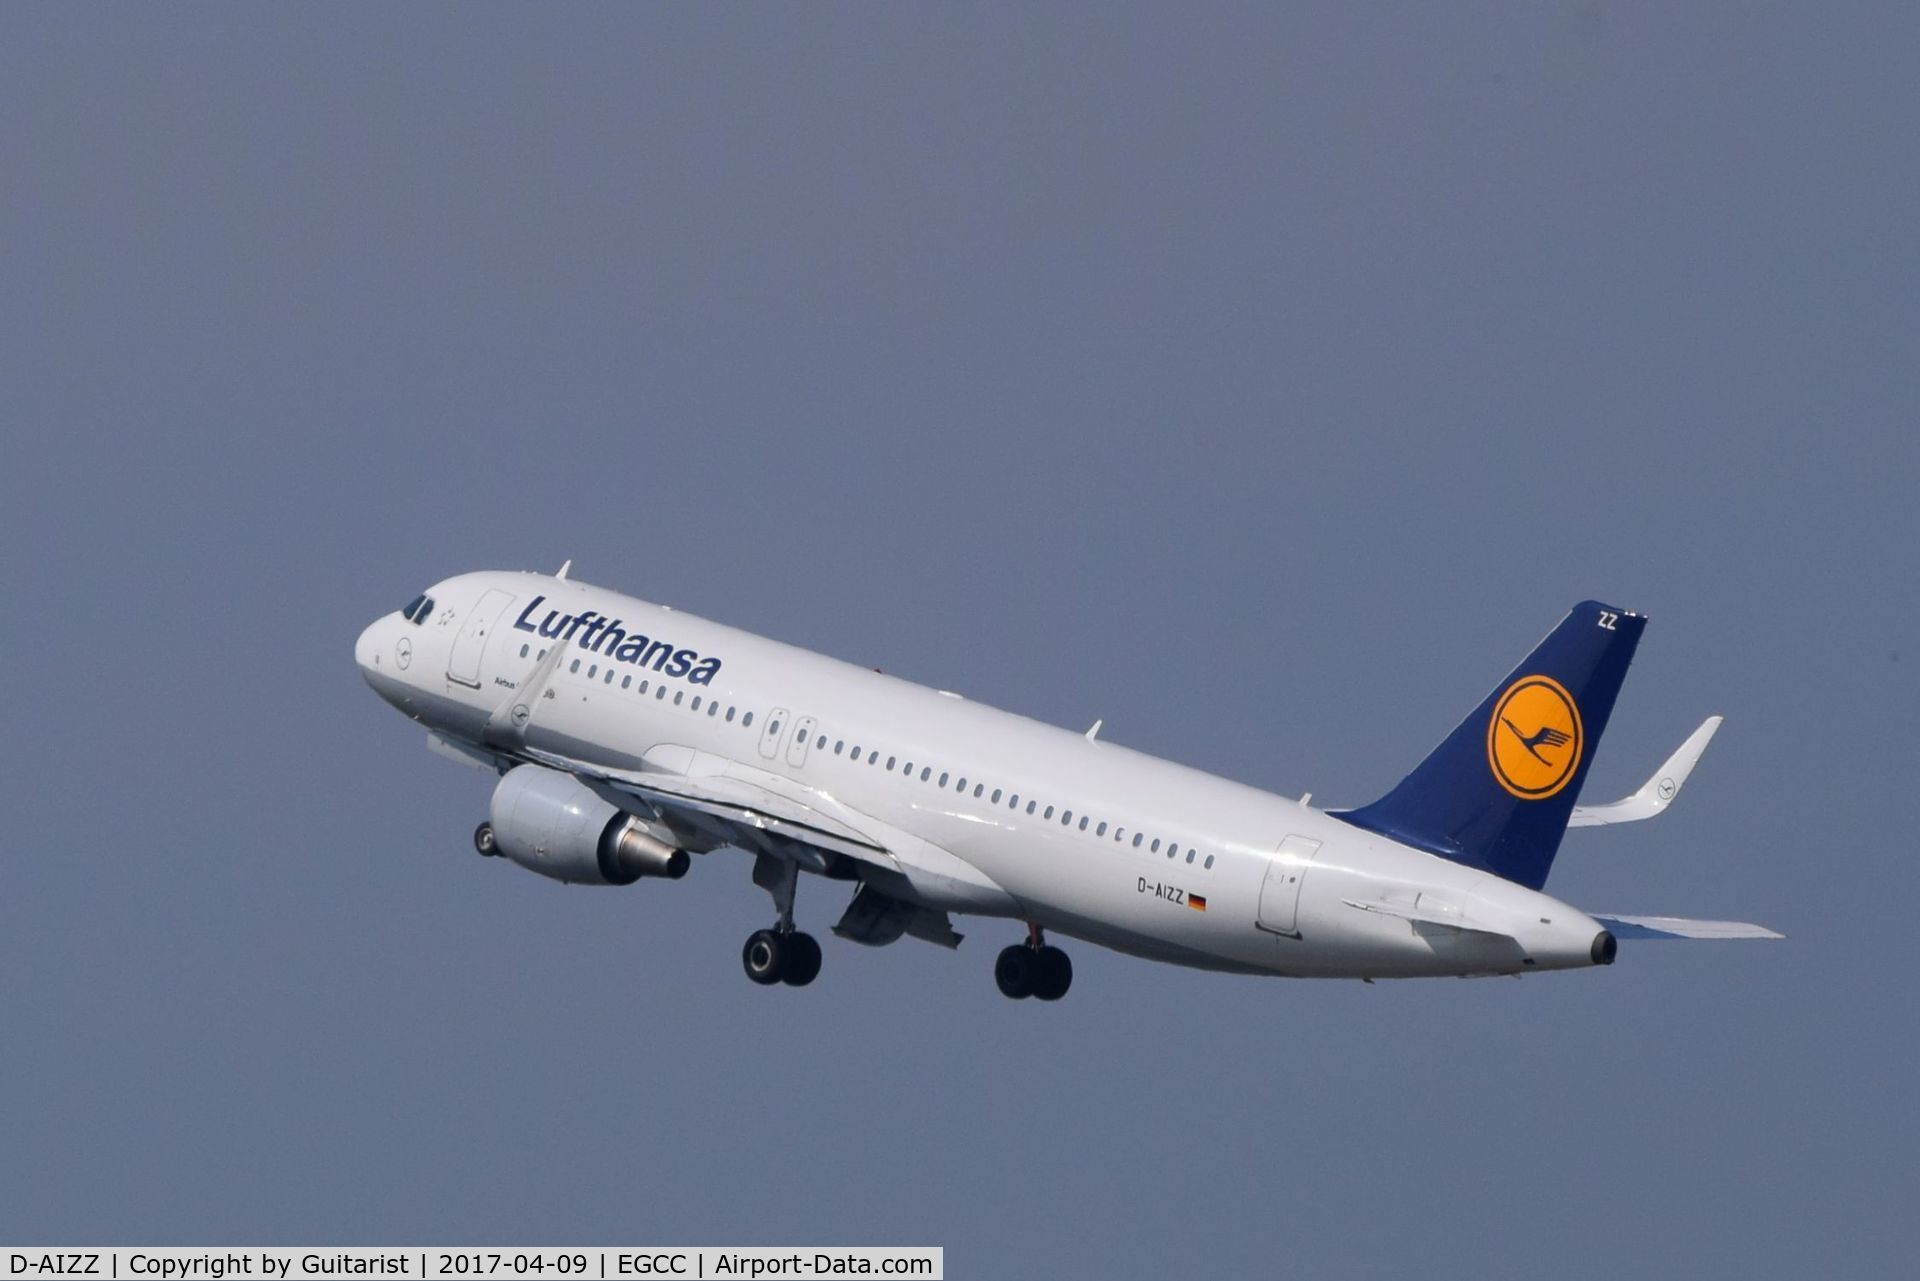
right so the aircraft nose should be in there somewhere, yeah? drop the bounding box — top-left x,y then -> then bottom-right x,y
355,617 -> 386,677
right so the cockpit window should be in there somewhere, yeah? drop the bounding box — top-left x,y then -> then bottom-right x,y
402,593 -> 434,624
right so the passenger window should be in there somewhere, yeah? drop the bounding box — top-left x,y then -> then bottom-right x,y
588,664 -> 598,678
1062,810 -> 1073,826
639,681 -> 649,695
605,669 -> 615,684
956,777 -> 967,792
887,756 -> 897,770
769,718 -> 781,735
538,649 -> 547,660
835,741 -> 845,755
1043,805 -> 1052,819
991,788 -> 1001,803
709,701 -> 719,716
519,644 -> 530,658
1187,850 -> 1196,864
1096,821 -> 1107,837
1168,843 -> 1179,859
726,707 -> 735,722
919,768 -> 930,782
1133,833 -> 1144,848
817,735 -> 827,750
743,712 -> 754,727
869,751 -> 879,765
1151,839 -> 1161,853
690,696 -> 701,711
939,773 -> 950,787
1204,855 -> 1215,869
674,691 -> 684,705
621,675 -> 631,689
1079,816 -> 1089,831
569,659 -> 581,674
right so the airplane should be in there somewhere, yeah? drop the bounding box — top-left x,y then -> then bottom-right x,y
353,565 -> 1779,1000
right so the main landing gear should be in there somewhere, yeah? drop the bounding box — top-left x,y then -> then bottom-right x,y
996,924 -> 1072,1001
743,853 -> 821,988
742,928 -> 822,987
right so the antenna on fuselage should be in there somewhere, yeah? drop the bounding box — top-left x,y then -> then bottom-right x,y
1085,719 -> 1103,742
555,559 -> 572,581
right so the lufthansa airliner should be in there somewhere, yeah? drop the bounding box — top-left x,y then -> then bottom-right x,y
354,566 -> 1777,999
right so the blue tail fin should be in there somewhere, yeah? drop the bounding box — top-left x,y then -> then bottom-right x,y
1335,601 -> 1646,890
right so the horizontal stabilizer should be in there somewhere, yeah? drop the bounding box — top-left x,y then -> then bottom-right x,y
1569,716 -> 1722,827
1591,913 -> 1784,941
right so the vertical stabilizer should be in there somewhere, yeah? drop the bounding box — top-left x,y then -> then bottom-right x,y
1335,601 -> 1645,890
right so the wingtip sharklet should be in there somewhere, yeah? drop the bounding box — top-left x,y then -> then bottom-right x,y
1569,714 -> 1723,828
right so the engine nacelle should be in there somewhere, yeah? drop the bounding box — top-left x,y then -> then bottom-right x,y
488,764 -> 690,885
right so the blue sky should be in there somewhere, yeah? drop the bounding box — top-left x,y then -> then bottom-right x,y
2,6 -> 1915,1276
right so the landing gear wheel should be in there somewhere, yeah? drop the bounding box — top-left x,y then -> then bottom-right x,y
782,933 -> 822,987
995,944 -> 1038,999
473,822 -> 498,857
1034,946 -> 1073,1001
742,929 -> 787,985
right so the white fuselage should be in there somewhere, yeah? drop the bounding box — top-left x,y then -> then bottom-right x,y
356,571 -> 1610,980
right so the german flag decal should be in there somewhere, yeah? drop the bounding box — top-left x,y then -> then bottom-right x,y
1189,894 -> 1208,912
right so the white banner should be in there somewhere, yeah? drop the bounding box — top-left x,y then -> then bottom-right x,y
1,1250 -> 941,1281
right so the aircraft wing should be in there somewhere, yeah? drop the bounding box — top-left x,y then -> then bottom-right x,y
1568,716 -> 1722,827
513,742 -> 1007,942
1590,913 -> 1784,941
520,744 -> 894,867
461,657 -> 997,941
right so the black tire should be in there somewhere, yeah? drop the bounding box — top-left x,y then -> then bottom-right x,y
1034,946 -> 1073,1001
473,822 -> 498,857
782,933 -> 822,987
995,944 -> 1037,999
743,929 -> 787,985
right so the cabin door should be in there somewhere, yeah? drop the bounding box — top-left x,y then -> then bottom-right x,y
1256,835 -> 1320,936
447,590 -> 515,689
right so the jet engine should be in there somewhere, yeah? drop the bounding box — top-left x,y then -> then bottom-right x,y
488,764 -> 689,885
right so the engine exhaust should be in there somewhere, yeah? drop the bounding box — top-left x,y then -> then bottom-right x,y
600,819 -> 691,882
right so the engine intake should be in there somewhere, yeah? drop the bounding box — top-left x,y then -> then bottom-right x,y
489,764 -> 689,885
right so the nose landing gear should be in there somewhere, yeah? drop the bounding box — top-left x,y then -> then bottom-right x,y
996,924 -> 1072,1001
